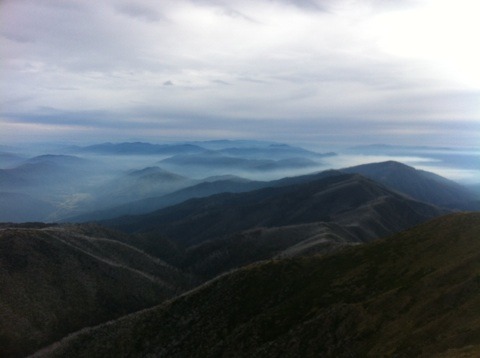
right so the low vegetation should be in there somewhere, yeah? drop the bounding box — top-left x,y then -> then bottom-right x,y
0,224 -> 193,357
35,213 -> 480,357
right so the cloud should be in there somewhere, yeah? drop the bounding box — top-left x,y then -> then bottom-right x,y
115,2 -> 163,22
1,0 -> 479,146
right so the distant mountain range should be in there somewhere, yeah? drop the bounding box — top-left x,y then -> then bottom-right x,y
186,139 -> 280,149
0,141 -> 339,222
71,160 -> 472,223
159,151 -> 321,172
216,145 -> 334,159
0,151 -> 26,168
0,154 -> 90,189
3,140 -> 476,224
76,142 -> 205,155
74,141 -> 334,160
85,166 -> 196,210
34,213 -> 480,357
1,142 -> 479,357
68,176 -> 266,222
104,172 -> 445,245
0,155 -> 102,222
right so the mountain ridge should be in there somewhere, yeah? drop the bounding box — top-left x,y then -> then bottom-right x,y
33,212 -> 480,357
0,224 -> 194,357
342,160 -> 475,208
94,172 -> 448,281
103,173 -> 446,246
68,161 -> 471,223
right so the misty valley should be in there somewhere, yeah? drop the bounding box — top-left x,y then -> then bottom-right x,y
3,0 -> 480,356
1,140 -> 479,223
1,140 -> 480,357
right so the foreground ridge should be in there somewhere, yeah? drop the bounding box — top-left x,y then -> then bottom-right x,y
35,213 -> 480,357
0,224 -> 192,357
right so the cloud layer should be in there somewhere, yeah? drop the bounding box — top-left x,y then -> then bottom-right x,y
1,0 -> 479,146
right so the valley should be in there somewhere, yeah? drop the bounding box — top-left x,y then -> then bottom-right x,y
4,0 -> 480,356
0,140 -> 479,357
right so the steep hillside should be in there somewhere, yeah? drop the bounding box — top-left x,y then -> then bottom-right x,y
342,161 -> 475,208
36,213 -> 480,357
0,224 -> 192,358
99,173 -> 447,281
180,221 -> 360,279
105,173 -> 446,247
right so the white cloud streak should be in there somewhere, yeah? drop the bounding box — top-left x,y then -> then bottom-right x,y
1,0 -> 479,145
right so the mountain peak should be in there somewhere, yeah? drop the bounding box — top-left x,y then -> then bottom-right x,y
342,160 -> 473,208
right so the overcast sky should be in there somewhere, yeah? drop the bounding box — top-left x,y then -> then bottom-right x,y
1,0 -> 479,147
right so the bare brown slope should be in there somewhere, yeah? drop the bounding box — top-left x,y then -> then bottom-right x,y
37,213 -> 480,357
0,225 -> 192,358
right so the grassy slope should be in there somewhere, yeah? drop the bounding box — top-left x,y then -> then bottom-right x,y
37,212 -> 480,357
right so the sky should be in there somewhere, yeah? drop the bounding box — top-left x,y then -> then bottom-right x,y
1,0 -> 480,147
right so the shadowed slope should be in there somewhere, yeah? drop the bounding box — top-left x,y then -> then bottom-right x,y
99,173 -> 447,280
0,225 -> 192,358
69,161 -> 474,223
36,213 -> 480,357
104,173 -> 446,246
342,161 -> 475,208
